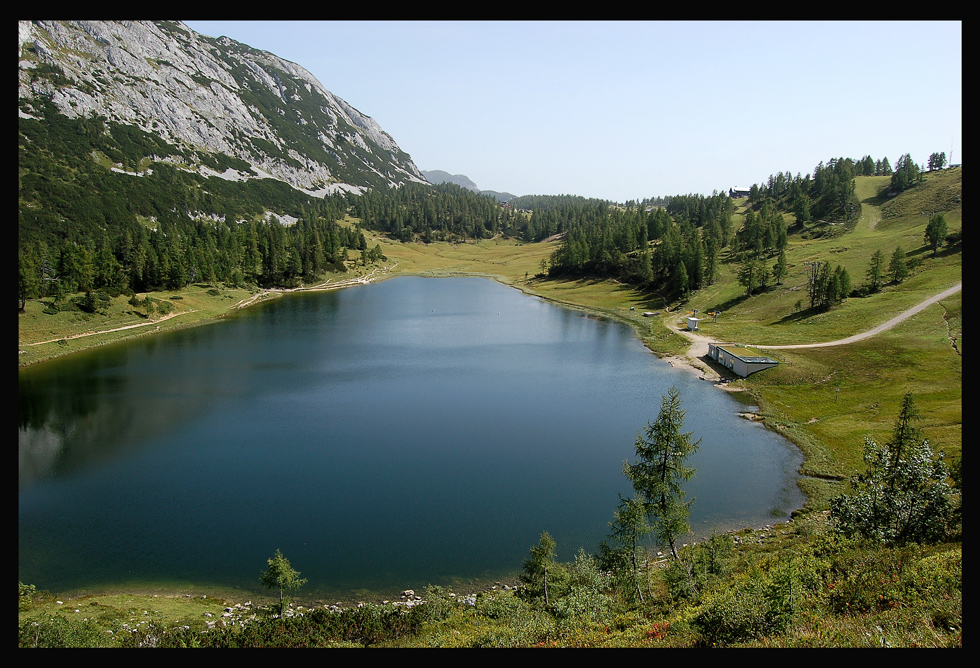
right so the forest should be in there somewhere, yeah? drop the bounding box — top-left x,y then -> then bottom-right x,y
17,98 -> 930,320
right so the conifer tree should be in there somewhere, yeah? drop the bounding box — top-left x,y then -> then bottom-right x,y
830,393 -> 955,545
889,246 -> 909,284
260,549 -> 307,618
772,249 -> 788,286
624,387 -> 701,559
866,249 -> 885,293
521,531 -> 559,606
924,214 -> 948,256
599,494 -> 651,603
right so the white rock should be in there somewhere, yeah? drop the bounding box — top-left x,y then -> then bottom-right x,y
18,20 -> 425,197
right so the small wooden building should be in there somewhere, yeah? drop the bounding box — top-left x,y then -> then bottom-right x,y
708,343 -> 779,377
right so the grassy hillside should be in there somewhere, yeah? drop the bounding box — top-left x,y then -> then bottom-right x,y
18,168 -> 961,647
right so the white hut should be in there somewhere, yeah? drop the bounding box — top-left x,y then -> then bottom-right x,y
686,316 -> 701,331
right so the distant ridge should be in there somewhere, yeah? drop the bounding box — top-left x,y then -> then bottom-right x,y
421,170 -> 480,191
422,169 -> 516,203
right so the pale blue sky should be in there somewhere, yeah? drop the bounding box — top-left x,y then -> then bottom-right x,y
183,20 -> 962,202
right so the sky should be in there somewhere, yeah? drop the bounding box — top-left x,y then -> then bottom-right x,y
182,21 -> 962,203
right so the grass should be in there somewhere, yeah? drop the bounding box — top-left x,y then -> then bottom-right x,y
18,171 -> 961,647
19,518 -> 962,647
743,294 -> 961,476
17,264 -> 382,368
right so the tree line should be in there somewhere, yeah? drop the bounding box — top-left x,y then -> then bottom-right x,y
538,153 -> 908,305
18,102 -> 386,307
543,193 -> 735,303
18,97 -> 954,318
18,210 -> 373,307
348,181 -> 525,243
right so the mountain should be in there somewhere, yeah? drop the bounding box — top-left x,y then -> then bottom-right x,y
421,169 -> 517,203
18,20 -> 426,197
421,170 -> 480,192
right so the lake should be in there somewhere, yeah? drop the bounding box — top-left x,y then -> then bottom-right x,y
18,276 -> 804,601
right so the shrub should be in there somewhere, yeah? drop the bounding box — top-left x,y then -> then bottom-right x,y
73,290 -> 111,314
825,542 -> 922,614
474,589 -> 530,620
550,550 -> 614,623
662,533 -> 735,602
692,554 -> 821,646
692,578 -> 772,646
18,582 -> 39,611
420,585 -> 462,623
19,616 -> 115,648
898,548 -> 961,605
830,393 -> 955,545
225,604 -> 424,648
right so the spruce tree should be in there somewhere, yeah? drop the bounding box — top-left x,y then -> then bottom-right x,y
260,549 -> 307,618
925,214 -> 948,256
624,387 -> 701,559
829,393 -> 955,545
866,250 -> 885,293
889,246 -> 909,284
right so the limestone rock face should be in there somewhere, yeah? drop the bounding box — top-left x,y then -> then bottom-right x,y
18,20 -> 426,196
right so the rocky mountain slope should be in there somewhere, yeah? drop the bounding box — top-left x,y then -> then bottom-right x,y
18,20 -> 426,196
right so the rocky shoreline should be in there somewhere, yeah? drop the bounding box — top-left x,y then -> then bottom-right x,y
183,519 -> 804,632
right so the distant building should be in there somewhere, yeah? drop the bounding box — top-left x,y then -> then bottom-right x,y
729,187 -> 752,198
707,343 -> 779,377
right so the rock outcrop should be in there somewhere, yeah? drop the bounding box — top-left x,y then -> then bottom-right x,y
18,20 -> 426,197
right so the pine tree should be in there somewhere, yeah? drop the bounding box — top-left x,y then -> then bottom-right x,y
260,549 -> 307,618
889,246 -> 909,284
866,250 -> 885,293
924,214 -> 948,256
830,393 -> 955,545
624,387 -> 701,559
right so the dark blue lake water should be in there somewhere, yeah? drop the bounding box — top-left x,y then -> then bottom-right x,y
18,276 -> 803,601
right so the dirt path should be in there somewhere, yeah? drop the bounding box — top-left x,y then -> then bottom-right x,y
21,309 -> 195,347
20,265 -> 394,354
229,265 -> 391,310
663,282 -> 962,379
752,282 -> 961,350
